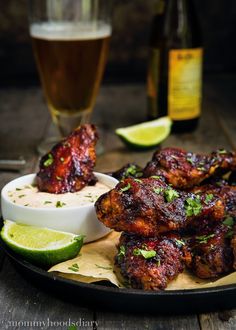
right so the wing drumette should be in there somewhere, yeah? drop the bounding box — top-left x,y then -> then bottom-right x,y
186,223 -> 234,279
143,147 -> 236,189
37,124 -> 98,193
116,232 -> 191,290
95,177 -> 225,236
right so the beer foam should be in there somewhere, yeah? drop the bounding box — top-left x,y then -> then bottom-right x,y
30,22 -> 111,40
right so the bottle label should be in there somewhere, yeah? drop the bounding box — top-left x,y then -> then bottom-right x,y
168,48 -> 203,120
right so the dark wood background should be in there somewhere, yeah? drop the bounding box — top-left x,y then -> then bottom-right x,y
0,0 -> 235,86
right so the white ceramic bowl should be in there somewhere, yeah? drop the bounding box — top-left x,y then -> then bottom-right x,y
1,172 -> 118,243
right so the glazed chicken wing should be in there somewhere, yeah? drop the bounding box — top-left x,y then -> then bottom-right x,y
186,223 -> 234,279
37,124 -> 98,193
95,177 -> 225,236
143,147 -> 236,189
116,232 -> 191,290
190,182 -> 236,218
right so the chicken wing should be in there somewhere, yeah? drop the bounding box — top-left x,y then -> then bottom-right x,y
186,223 -> 234,278
116,232 -> 190,290
95,177 -> 225,236
37,124 -> 98,193
143,147 -> 236,189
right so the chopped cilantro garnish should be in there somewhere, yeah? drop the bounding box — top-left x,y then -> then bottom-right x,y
217,149 -> 227,154
95,264 -> 112,270
120,183 -> 131,192
187,157 -> 194,165
196,234 -> 215,244
56,201 -> 66,208
225,230 -> 234,239
164,188 -> 179,202
205,193 -> 214,204
197,166 -> 205,171
44,201 -> 52,205
175,239 -> 185,247
156,259 -> 161,267
133,248 -> 156,259
185,197 -> 202,217
16,188 -> 22,191
223,217 -> 234,227
117,245 -> 126,259
134,178 -> 142,183
153,187 -> 163,195
125,165 -> 137,176
24,204 -> 29,207
43,153 -> 53,167
68,264 -> 79,272
151,175 -> 161,179
18,194 -> 25,198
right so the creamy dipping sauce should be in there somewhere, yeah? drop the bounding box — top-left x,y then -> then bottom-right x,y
8,182 -> 109,208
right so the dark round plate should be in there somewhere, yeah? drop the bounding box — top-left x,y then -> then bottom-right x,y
1,238 -> 236,314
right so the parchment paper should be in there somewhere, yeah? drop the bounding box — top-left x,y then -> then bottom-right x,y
49,231 -> 236,290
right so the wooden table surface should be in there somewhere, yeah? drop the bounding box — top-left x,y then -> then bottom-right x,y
0,75 -> 236,329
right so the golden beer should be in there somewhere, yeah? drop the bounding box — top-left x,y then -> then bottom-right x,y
30,23 -> 111,133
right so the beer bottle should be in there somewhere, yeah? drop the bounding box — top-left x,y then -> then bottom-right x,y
147,0 -> 203,132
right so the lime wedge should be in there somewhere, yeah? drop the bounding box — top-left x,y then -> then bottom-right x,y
116,116 -> 172,149
1,220 -> 84,267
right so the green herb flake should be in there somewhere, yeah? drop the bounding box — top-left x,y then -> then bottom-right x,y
24,204 -> 29,207
56,201 -> 66,208
197,166 -> 205,171
151,175 -> 161,179
205,193 -> 214,204
196,234 -> 215,244
217,149 -> 227,154
117,245 -> 126,259
134,178 -> 142,183
223,217 -> 234,228
175,239 -> 185,247
164,188 -> 179,202
68,266 -> 79,272
72,263 -> 79,269
153,187 -> 163,195
185,197 -> 202,217
156,259 -> 161,267
120,183 -> 131,192
187,157 -> 194,165
16,188 -> 22,191
43,153 -> 54,167
125,165 -> 137,177
225,230 -> 234,239
18,194 -> 25,199
95,264 -> 112,270
133,248 -> 156,259
44,201 -> 52,205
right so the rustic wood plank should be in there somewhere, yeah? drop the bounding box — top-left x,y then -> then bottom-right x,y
199,312 -> 236,330
95,311 -> 200,330
0,258 -> 94,330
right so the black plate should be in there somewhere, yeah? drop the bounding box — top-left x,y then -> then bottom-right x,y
1,238 -> 236,315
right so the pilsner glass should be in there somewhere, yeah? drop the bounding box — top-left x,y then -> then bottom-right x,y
28,0 -> 112,152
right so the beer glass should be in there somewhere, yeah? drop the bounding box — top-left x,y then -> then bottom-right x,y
28,0 -> 112,152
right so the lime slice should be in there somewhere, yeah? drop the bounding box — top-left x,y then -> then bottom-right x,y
116,116 -> 172,149
1,220 -> 84,267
